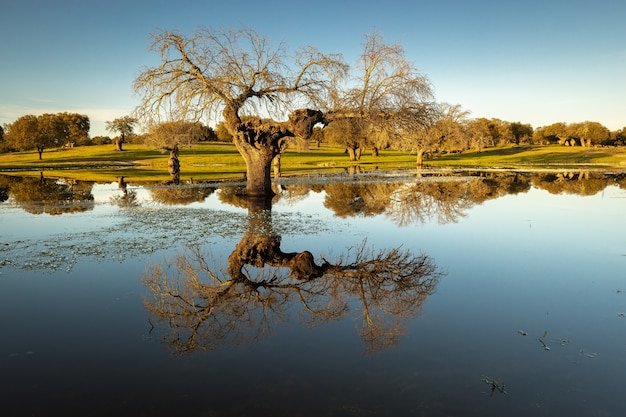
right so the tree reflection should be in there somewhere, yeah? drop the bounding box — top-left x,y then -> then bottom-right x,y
149,183 -> 216,206
109,176 -> 139,208
386,173 -> 532,226
0,173 -> 94,215
142,195 -> 444,355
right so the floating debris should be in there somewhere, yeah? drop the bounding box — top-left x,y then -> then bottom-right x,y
537,330 -> 550,351
517,330 -> 527,336
580,349 -> 597,359
618,313 -> 625,318
481,376 -> 507,396
554,338 -> 570,347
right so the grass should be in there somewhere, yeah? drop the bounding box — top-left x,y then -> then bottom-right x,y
434,144 -> 626,169
0,142 -> 624,183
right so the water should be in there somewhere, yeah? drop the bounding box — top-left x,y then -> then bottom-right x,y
1,171 -> 625,416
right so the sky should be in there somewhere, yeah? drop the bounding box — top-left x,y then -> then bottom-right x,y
1,0 -> 625,137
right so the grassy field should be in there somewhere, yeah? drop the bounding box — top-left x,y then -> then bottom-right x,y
0,142 -> 625,183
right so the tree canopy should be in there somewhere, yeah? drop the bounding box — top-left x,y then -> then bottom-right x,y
106,116 -> 137,151
3,112 -> 90,159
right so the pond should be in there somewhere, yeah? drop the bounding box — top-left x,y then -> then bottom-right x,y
1,170 -> 625,416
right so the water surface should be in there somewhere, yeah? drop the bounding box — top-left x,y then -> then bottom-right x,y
1,170 -> 625,416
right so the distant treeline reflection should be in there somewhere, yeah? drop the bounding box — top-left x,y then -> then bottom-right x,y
1,170 -> 625,219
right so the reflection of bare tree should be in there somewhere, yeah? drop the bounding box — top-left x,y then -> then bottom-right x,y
387,180 -> 475,226
142,196 -> 443,355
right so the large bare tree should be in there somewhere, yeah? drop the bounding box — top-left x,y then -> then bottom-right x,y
134,27 -> 347,196
330,31 -> 434,161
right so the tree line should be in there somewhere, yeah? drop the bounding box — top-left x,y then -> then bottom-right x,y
3,110 -> 624,161
1,112 -> 90,159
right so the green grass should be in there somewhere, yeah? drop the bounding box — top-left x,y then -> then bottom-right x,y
0,142 -> 625,183
432,145 -> 626,170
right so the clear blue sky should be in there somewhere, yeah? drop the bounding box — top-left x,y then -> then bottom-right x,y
1,0 -> 625,137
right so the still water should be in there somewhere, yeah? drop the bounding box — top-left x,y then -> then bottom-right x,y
1,170 -> 625,416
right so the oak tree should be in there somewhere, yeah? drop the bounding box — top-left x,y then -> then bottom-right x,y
134,27 -> 347,196
105,116 -> 137,151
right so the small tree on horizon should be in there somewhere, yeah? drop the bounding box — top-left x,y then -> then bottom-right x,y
105,116 -> 137,151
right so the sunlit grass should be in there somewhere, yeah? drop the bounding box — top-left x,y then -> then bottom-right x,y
432,145 -> 626,169
0,142 -> 624,183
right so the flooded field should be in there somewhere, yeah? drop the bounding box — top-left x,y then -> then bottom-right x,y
1,170 -> 625,416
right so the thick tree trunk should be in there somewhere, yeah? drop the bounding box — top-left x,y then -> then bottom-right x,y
234,138 -> 276,197
168,144 -> 180,184
224,107 -> 323,197
347,146 -> 362,161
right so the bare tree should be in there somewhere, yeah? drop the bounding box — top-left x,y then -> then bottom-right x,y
134,27 -> 347,196
329,31 -> 434,160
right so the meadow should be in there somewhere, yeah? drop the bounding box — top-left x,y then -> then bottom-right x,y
0,142 -> 625,183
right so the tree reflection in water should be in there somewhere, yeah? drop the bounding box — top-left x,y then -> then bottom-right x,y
142,195 -> 444,355
0,173 -> 95,214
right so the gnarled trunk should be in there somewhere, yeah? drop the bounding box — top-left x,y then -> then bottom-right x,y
233,135 -> 277,196
224,107 -> 324,197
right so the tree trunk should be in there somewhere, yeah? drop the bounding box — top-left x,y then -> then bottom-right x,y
371,147 -> 379,157
416,148 -> 425,167
273,153 -> 281,178
37,147 -> 44,160
223,107 -> 323,197
234,137 -> 276,197
347,146 -> 362,161
168,145 -> 180,184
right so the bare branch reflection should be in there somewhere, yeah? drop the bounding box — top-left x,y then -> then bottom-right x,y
142,196 -> 444,355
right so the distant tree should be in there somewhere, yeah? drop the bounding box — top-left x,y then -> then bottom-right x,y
105,116 -> 137,151
144,120 -> 206,149
466,118 -> 492,152
309,125 -> 324,148
532,122 -> 568,145
200,125 -> 217,142
58,112 -> 90,146
431,103 -> 470,153
608,127 -> 626,146
4,115 -> 43,158
323,117 -> 366,160
0,125 -> 6,152
91,136 -> 111,145
214,121 -> 233,142
37,113 -> 68,151
509,122 -> 533,145
571,121 -> 610,147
